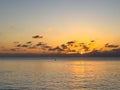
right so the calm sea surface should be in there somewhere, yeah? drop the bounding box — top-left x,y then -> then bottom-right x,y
0,57 -> 120,90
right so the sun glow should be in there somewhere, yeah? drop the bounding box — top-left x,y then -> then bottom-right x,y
80,51 -> 84,55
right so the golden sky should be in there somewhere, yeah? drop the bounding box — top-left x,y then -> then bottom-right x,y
0,0 -> 120,54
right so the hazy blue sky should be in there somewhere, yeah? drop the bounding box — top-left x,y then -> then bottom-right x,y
0,0 -> 120,53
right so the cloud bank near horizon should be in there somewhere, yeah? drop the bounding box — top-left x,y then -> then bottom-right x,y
0,34 -> 120,57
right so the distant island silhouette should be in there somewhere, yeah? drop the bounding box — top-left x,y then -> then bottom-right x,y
0,48 -> 120,57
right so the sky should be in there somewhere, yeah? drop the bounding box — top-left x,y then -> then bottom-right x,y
0,0 -> 120,54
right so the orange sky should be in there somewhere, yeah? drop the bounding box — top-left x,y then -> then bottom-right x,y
0,0 -> 120,54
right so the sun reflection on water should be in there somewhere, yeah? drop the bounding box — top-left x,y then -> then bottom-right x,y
0,59 -> 120,90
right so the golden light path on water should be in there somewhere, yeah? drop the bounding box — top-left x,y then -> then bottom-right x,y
0,58 -> 120,90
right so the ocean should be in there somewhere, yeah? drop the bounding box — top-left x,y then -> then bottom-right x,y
0,57 -> 120,90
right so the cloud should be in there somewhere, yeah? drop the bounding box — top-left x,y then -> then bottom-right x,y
35,42 -> 43,46
90,40 -> 95,42
112,48 -> 120,52
10,49 -> 16,51
32,35 -> 43,39
105,43 -> 119,48
79,43 -> 84,45
42,45 -> 52,49
67,41 -> 76,46
54,46 -> 63,51
16,44 -> 21,47
61,44 -> 67,49
82,45 -> 89,51
84,48 -> 120,57
10,48 -> 17,51
68,50 -> 76,53
48,46 -> 63,52
39,44 -> 52,51
28,46 -> 37,49
15,41 -> 32,48
88,40 -> 95,45
21,45 -> 29,47
8,35 -> 120,57
26,41 -> 32,44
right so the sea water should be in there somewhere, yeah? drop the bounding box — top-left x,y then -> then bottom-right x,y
0,57 -> 120,90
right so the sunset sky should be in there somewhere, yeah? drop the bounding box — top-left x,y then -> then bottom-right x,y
0,0 -> 120,54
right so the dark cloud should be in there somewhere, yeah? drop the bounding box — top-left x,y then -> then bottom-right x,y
26,41 -> 32,44
78,42 -> 90,51
112,48 -> 120,52
40,44 -> 52,50
61,44 -> 67,49
10,49 -> 16,51
36,42 -> 43,46
41,48 -> 46,50
105,43 -> 119,48
48,48 -> 54,51
10,48 -> 16,51
79,43 -> 84,47
82,45 -> 89,51
67,50 -> 76,53
35,42 -> 48,48
21,45 -> 29,47
54,46 -> 63,51
15,41 -> 32,48
16,44 -> 31,48
16,44 -> 21,47
90,40 -> 95,42
28,46 -> 36,49
48,46 -> 63,52
79,43 -> 84,45
88,40 -> 95,45
32,35 -> 43,39
42,45 -> 52,49
8,36 -> 120,57
74,45 -> 78,47
67,41 -> 76,46
84,48 -> 120,57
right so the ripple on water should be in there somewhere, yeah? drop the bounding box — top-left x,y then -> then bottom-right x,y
0,59 -> 120,90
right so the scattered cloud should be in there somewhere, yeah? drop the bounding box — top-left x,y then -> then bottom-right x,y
10,49 -> 16,51
54,46 -> 63,51
67,41 -> 76,46
90,40 -> 95,42
21,45 -> 29,47
28,46 -> 36,49
32,35 -> 43,39
48,46 -> 63,52
10,48 -> 17,51
61,44 -> 67,49
1,34 -> 120,57
79,43 -> 84,45
42,45 -> 52,49
26,41 -> 32,44
105,43 -> 119,48
35,42 -> 43,46
16,44 -> 21,47
82,45 -> 89,51
112,48 -> 120,52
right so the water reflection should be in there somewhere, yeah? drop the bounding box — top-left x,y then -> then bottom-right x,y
65,61 -> 96,90
0,59 -> 120,90
63,60 -> 120,90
